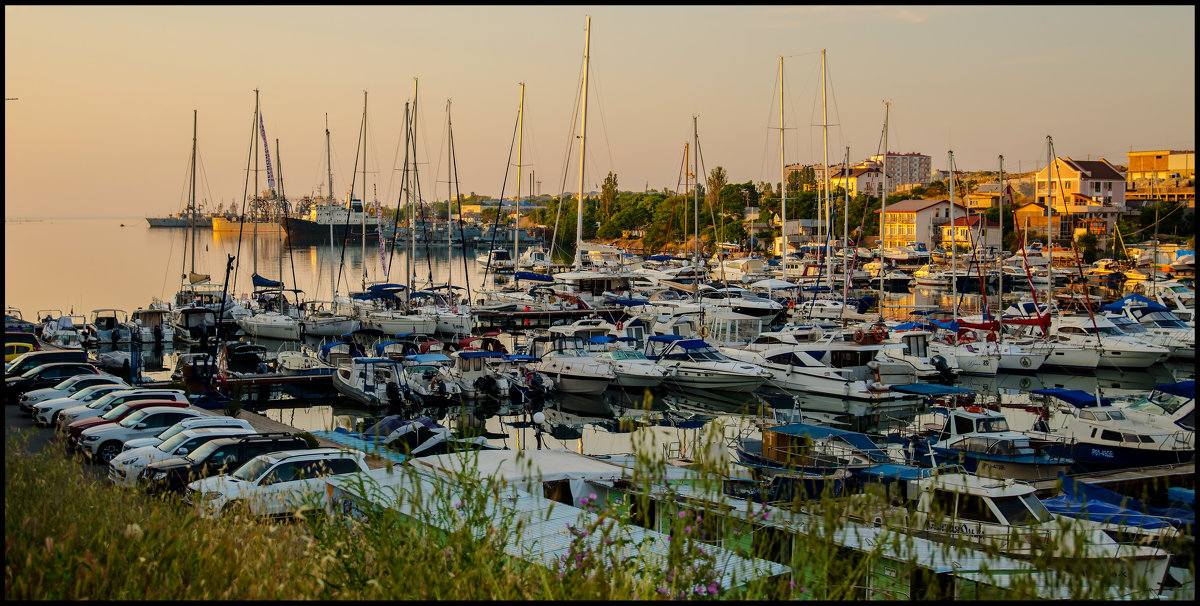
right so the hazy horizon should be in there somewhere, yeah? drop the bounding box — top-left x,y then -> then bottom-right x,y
5,5 -> 1194,219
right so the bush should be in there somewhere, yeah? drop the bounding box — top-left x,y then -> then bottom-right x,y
296,431 -> 319,449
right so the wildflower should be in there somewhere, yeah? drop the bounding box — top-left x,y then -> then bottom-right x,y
589,492 -> 597,500
788,580 -> 796,589
578,496 -> 589,506
603,537 -> 614,545
124,523 -> 143,540
444,548 -> 453,557
708,582 -> 719,594
678,510 -> 687,519
454,501 -> 464,509
696,586 -> 707,596
684,525 -> 693,534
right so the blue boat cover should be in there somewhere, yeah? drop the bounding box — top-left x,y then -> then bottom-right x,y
609,298 -> 651,306
646,255 -> 686,261
1153,380 -> 1194,399
514,271 -> 554,282
1100,294 -> 1170,313
891,383 -> 975,395
676,339 -> 712,349
1044,473 -> 1193,529
1032,388 -> 1111,408
648,334 -> 684,342
501,354 -> 540,362
856,464 -> 936,482
928,318 -> 959,332
405,353 -> 451,364
893,322 -> 936,331
251,273 -> 283,288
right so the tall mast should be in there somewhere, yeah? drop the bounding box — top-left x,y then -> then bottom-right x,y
326,114 -> 335,302
1045,136 -> 1053,316
693,115 -> 700,268
514,83 -> 525,266
821,49 -> 832,289
878,102 -> 889,303
778,56 -> 787,280
253,89 -> 260,278
446,99 -> 454,281
840,145 -> 850,320
189,109 -> 197,276
574,16 -> 591,269
997,155 -> 1005,340
361,90 -> 368,291
949,150 -> 957,325
403,101 -> 413,309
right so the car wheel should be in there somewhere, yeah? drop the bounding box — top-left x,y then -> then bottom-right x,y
98,441 -> 122,464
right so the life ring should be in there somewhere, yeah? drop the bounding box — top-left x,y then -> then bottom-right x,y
873,326 -> 887,341
853,329 -> 866,343
1019,356 -> 1032,368
699,326 -> 709,337
616,320 -> 623,330
549,296 -> 558,303
788,299 -> 795,310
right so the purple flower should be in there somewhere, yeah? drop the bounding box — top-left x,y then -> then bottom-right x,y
684,526 -> 693,534
678,510 -> 687,519
696,586 -> 707,595
454,501 -> 464,509
708,582 -> 719,594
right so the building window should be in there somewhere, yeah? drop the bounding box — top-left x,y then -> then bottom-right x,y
1093,182 -> 1101,193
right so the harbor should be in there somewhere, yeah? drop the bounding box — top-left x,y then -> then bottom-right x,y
6,5 -> 1195,601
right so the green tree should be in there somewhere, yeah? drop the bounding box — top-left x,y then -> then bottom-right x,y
1076,233 -> 1099,264
601,172 -> 618,217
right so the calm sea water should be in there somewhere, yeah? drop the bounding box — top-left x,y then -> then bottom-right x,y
5,218 -> 1193,454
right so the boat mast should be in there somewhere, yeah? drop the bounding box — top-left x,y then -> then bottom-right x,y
361,90 -> 368,292
821,49 -> 833,291
693,115 -> 700,269
514,83 -> 525,268
949,150 -> 957,327
998,154 -> 1005,341
840,145 -> 850,320
1045,136 -> 1053,317
447,98 -> 454,284
574,16 -> 590,270
404,101 -> 413,309
190,109 -> 198,277
326,114 -> 335,302
253,89 -> 260,279
878,102 -> 889,307
778,56 -> 786,281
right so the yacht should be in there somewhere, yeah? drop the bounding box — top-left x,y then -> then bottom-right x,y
476,248 -> 514,271
526,335 -> 614,395
129,308 -> 174,344
332,357 -> 414,408
911,264 -> 950,288
1028,387 -> 1194,472
297,300 -> 360,338
644,335 -> 770,393
890,406 -> 1072,481
585,337 -> 669,388
1100,294 -> 1194,360
1052,315 -> 1170,369
237,310 -> 301,341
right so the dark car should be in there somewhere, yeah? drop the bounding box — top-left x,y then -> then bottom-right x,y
5,362 -> 100,404
5,331 -> 41,350
140,433 -> 312,494
6,349 -> 89,379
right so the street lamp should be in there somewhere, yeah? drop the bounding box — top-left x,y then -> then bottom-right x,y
532,411 -> 546,450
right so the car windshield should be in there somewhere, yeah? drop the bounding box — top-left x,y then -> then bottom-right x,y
73,386 -> 109,401
119,409 -> 150,427
158,432 -> 192,452
185,440 -> 223,462
101,403 -> 131,420
87,393 -> 119,409
155,424 -> 187,442
231,456 -> 273,482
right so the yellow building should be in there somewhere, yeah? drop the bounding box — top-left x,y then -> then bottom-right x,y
875,199 -> 965,250
1126,149 -> 1194,181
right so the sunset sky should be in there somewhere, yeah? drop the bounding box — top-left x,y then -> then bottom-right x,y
5,5 -> 1194,218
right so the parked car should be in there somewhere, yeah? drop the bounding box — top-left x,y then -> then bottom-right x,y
63,399 -> 189,444
5,362 -> 101,404
186,448 -> 369,519
5,331 -> 41,350
31,383 -> 135,426
5,342 -> 37,363
55,388 -> 188,430
76,405 -> 211,464
121,415 -> 254,453
141,433 -> 312,495
108,426 -> 257,487
18,373 -> 126,411
5,349 -> 89,378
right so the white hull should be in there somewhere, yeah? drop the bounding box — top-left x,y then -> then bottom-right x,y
237,314 -> 301,340
662,366 -> 768,393
300,317 -> 360,337
363,315 -> 437,336
541,372 -> 610,395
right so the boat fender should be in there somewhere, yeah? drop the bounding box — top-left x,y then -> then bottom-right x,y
873,326 -> 887,341
866,360 -> 880,370
869,381 -> 888,392
853,329 -> 865,344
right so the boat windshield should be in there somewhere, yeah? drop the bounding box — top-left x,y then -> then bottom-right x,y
1109,318 -> 1147,333
1082,325 -> 1124,336
1142,312 -> 1188,328
1131,391 -> 1189,416
976,418 -> 1010,433
607,351 -> 647,361
991,493 -> 1052,526
682,347 -> 727,361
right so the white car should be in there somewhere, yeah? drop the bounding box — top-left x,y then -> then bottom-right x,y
108,426 -> 257,487
121,415 -> 254,452
31,383 -> 131,427
187,448 -> 369,519
78,406 -> 210,464
56,389 -> 188,430
18,373 -> 126,410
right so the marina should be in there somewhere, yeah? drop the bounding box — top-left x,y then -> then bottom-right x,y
5,6 -> 1194,601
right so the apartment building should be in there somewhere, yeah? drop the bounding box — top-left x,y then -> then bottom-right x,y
874,198 -> 966,250
867,152 -> 932,188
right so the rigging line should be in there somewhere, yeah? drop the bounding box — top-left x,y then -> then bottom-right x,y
757,62 -> 781,186
275,139 -> 300,303
482,106 -> 522,286
551,57 -> 586,262
233,95 -> 261,304
587,62 -> 616,172
383,112 -> 408,210
448,106 -> 472,303
335,103 -> 366,298
385,102 -> 412,286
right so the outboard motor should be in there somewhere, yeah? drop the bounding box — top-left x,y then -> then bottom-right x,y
474,375 -> 499,398
931,354 -> 954,381
385,381 -> 406,409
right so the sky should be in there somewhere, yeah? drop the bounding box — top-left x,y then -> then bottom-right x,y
4,5 -> 1195,218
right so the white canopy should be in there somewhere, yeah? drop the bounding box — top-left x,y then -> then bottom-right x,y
749,278 -> 799,290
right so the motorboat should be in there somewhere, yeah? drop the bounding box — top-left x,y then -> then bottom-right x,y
85,309 -> 133,345
129,308 -> 174,344
476,248 -> 514,271
332,357 -> 414,408
237,310 -> 301,341
911,264 -> 950,288
171,306 -> 218,345
583,335 -> 669,388
37,312 -> 86,349
399,353 -> 464,407
526,335 -> 614,395
1027,388 -> 1194,472
643,335 -> 770,393
443,350 -> 512,400
297,300 -> 360,338
1051,315 -> 1170,369
1100,294 -> 1194,360
889,406 -> 1072,481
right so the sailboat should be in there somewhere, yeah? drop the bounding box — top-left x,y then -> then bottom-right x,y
237,94 -> 302,341
169,110 -> 223,345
